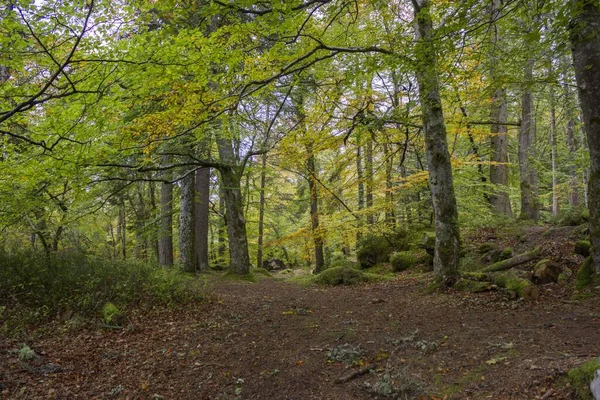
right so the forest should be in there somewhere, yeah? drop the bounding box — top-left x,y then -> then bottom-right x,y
1,0 -> 600,398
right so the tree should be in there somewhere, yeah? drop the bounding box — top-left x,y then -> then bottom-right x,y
569,0 -> 600,272
412,0 -> 460,284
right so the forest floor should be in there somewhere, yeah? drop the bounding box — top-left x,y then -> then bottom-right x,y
1,226 -> 600,399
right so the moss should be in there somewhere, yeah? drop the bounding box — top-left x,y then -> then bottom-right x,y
253,268 -> 274,278
453,278 -> 493,293
221,271 -> 258,283
576,257 -> 596,290
101,302 -> 123,325
390,251 -> 420,272
312,266 -> 386,286
575,240 -> 592,257
563,359 -> 600,400
477,243 -> 495,254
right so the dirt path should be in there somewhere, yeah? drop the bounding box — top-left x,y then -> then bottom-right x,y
2,276 -> 599,399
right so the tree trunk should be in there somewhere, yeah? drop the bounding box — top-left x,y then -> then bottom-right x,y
217,137 -> 251,275
195,166 -> 210,272
117,200 -> 126,260
413,0 -> 460,284
307,148 -> 325,273
570,0 -> 600,272
158,157 -> 174,267
179,172 -> 195,272
488,0 -> 512,216
356,142 -> 365,243
257,151 -> 267,269
383,142 -> 395,226
365,134 -> 374,226
549,79 -> 559,217
218,180 -> 227,263
518,58 -> 539,221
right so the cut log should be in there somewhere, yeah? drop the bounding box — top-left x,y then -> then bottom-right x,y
482,247 -> 541,273
489,269 -> 540,301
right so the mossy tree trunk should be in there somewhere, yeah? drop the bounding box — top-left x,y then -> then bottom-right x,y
519,57 -> 539,222
488,0 -> 512,217
217,135 -> 251,275
413,0 -> 460,284
570,0 -> 600,272
158,155 -> 174,267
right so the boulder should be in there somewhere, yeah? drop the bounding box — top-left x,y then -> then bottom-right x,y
532,259 -> 563,284
262,258 -> 287,271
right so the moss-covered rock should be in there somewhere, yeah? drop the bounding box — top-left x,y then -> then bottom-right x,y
101,302 -> 124,325
563,359 -> 600,400
576,257 -> 596,290
357,231 -> 409,269
312,266 -> 383,286
575,240 -> 592,258
420,233 -> 435,257
390,251 -> 419,272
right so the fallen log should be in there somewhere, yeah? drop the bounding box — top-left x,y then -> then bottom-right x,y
489,269 -> 540,301
453,278 -> 496,293
481,247 -> 541,273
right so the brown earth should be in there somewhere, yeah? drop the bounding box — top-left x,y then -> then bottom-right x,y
1,226 -> 599,399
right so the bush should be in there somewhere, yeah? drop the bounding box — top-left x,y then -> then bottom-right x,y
556,206 -> 589,226
390,251 -> 419,272
357,230 -> 409,269
0,251 -> 205,329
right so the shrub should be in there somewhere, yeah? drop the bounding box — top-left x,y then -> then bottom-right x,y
0,251 -> 205,330
357,230 -> 409,269
556,206 -> 589,226
390,251 -> 419,272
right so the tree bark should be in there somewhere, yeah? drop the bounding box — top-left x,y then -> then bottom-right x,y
481,247 -> 541,273
413,0 -> 460,284
488,0 -> 512,216
194,166 -> 210,272
356,142 -> 365,243
257,151 -> 267,269
383,142 -> 395,226
179,172 -> 195,272
549,79 -> 559,217
518,58 -> 539,221
307,148 -> 325,273
217,137 -> 251,275
365,134 -> 374,226
158,156 -> 174,267
570,0 -> 600,272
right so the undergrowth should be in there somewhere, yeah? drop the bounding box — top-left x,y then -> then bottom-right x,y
0,251 -> 205,333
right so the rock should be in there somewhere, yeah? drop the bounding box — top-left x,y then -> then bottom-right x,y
591,369 -> 600,400
420,233 -> 435,257
262,258 -> 286,271
532,259 -> 563,284
575,240 -> 592,257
